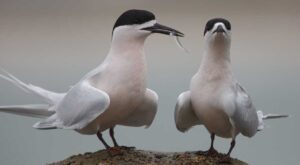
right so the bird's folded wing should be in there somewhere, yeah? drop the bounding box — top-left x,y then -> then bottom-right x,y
174,91 -> 201,132
118,89 -> 158,128
55,81 -> 110,130
231,83 -> 259,137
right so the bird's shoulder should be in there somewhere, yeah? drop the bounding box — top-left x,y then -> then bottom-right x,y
78,61 -> 109,83
221,81 -> 253,108
234,82 -> 253,108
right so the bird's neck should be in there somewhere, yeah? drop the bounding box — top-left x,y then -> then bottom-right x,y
101,35 -> 148,77
109,33 -> 147,57
199,43 -> 232,75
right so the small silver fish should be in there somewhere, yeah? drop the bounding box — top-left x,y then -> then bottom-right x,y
171,32 -> 190,54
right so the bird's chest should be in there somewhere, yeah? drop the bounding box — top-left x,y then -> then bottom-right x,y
101,61 -> 147,110
190,71 -> 235,109
191,75 -> 223,107
191,85 -> 225,117
109,78 -> 146,108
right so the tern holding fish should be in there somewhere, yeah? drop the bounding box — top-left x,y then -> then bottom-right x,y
0,9 -> 184,152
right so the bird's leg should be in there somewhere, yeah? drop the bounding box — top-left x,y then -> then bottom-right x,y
97,130 -> 124,156
227,139 -> 236,156
109,127 -> 135,150
109,127 -> 119,147
207,133 -> 218,155
219,139 -> 236,163
196,133 -> 218,156
96,131 -> 111,149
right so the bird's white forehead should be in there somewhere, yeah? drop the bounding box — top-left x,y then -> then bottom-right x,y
213,22 -> 227,30
137,20 -> 157,29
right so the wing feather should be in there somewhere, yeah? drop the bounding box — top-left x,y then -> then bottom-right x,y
231,83 -> 259,137
175,91 -> 201,132
55,81 -> 110,130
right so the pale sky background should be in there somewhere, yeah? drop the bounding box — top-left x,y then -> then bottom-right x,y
0,0 -> 299,165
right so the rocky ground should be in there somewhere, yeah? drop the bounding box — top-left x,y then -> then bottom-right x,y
48,147 -> 248,165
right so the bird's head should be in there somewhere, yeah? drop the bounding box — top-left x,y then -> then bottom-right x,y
112,9 -> 184,42
204,18 -> 231,48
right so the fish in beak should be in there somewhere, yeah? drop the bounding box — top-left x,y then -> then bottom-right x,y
142,23 -> 184,37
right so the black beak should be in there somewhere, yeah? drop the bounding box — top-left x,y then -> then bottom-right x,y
213,25 -> 226,33
142,23 -> 184,37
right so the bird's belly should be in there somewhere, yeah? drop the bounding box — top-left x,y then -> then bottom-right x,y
194,104 -> 233,138
191,78 -> 235,138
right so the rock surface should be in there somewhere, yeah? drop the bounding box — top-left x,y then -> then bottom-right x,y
48,147 -> 248,165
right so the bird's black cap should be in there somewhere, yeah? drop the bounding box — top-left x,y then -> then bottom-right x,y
204,18 -> 231,35
113,9 -> 156,31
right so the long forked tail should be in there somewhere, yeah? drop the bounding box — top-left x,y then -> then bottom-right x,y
0,69 -> 61,129
257,110 -> 289,131
0,104 -> 58,129
0,68 -> 65,105
0,104 -> 54,118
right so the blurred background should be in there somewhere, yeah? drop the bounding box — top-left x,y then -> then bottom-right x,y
0,0 -> 299,164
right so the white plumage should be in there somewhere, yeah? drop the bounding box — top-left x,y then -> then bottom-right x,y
175,18 -> 287,159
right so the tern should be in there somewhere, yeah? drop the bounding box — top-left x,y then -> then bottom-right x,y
174,18 -> 287,161
0,9 -> 184,152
